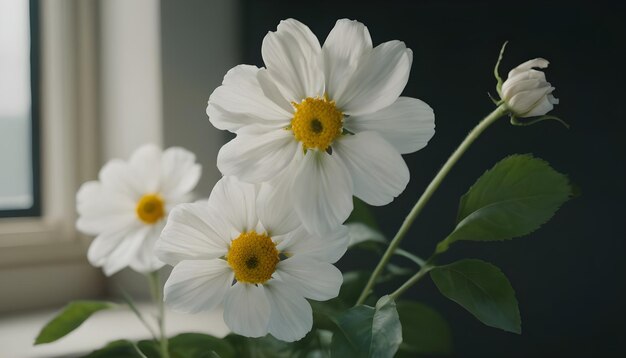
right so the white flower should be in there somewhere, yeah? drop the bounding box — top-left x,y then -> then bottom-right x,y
156,176 -> 348,342
76,144 -> 202,276
207,18 -> 435,235
501,58 -> 559,117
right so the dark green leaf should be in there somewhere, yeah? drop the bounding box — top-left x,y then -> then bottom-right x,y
136,340 -> 159,357
34,300 -> 117,345
347,197 -> 379,230
168,333 -> 236,358
430,259 -> 521,333
223,334 -> 297,358
396,301 -> 452,356
83,340 -> 141,358
330,295 -> 402,358
438,154 -> 571,252
337,271 -> 372,307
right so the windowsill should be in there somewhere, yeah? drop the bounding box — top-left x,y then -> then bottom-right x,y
0,302 -> 229,357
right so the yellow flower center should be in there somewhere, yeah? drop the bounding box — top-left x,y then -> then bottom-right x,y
227,231 -> 279,284
291,96 -> 343,151
135,193 -> 165,224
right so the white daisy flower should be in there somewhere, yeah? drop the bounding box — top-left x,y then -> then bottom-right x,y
155,176 -> 348,342
207,18 -> 435,235
76,144 -> 202,276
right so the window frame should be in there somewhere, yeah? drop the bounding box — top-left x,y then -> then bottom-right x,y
0,0 -> 98,266
0,0 -> 166,313
0,0 -> 42,218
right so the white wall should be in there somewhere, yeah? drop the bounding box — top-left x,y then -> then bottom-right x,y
160,0 -> 241,196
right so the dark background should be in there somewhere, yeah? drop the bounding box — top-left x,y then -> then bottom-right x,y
239,1 -> 625,357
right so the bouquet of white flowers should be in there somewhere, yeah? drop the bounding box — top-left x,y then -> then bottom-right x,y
35,18 -> 572,358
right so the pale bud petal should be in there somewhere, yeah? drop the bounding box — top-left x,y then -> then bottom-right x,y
501,58 -> 557,117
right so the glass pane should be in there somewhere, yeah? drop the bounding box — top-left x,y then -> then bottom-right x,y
0,0 -> 34,212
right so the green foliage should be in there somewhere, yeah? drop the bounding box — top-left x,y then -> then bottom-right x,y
168,333 -> 236,358
395,301 -> 453,356
84,333 -> 235,358
437,154 -> 571,253
34,300 -> 117,345
82,340 -> 143,358
430,259 -> 521,334
223,333 -> 326,358
347,197 -> 379,229
330,296 -> 402,358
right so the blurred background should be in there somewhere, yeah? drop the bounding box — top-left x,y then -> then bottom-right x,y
1,0 -> 624,357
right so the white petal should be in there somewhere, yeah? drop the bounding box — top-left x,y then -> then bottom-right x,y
291,150 -> 353,235
157,202 -> 231,266
323,19 -> 372,102
217,129 -> 298,183
207,65 -> 292,132
335,40 -> 412,116
548,93 -> 559,105
524,94 -> 556,117
257,68 -> 294,114
334,131 -> 409,206
98,159 -> 142,200
279,226 -> 349,264
508,58 -> 549,78
345,97 -> 435,154
501,70 -> 547,99
102,226 -> 151,276
207,104 -> 287,135
76,181 -> 136,235
277,256 -> 343,301
265,280 -> 312,342
87,225 -> 136,267
160,147 -> 201,198
164,259 -> 233,314
223,283 -> 270,338
256,163 -> 302,236
127,144 -> 162,193
208,176 -> 258,233
262,19 -> 324,102
130,224 -> 165,273
508,86 -> 553,115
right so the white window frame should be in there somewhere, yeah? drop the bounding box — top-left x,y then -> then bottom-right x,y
0,0 -> 99,264
0,0 -> 166,313
0,0 -> 103,312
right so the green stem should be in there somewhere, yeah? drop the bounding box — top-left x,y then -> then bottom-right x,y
148,271 -> 169,358
394,248 -> 426,267
355,104 -> 508,306
119,288 -> 159,341
389,263 -> 434,300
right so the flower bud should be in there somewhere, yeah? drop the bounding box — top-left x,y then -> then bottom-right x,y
501,58 -> 559,117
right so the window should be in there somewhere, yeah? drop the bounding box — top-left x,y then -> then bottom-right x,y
0,0 -> 41,218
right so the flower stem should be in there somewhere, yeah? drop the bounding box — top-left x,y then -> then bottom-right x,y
119,288 -> 159,341
389,263 -> 434,300
148,271 -> 169,358
355,104 -> 508,306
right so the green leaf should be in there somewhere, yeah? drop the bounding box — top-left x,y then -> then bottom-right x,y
395,301 -> 453,356
430,259 -> 521,334
34,300 -> 117,345
331,295 -> 402,358
223,334 -> 295,358
346,222 -> 386,249
347,197 -> 379,230
168,333 -> 236,358
83,340 -> 141,358
437,154 -> 571,253
338,270 -> 375,307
